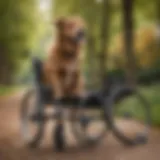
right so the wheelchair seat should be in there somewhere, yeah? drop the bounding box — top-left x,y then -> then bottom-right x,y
32,58 -> 107,106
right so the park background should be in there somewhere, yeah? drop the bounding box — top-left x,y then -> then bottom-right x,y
0,0 -> 160,128
0,0 -> 160,160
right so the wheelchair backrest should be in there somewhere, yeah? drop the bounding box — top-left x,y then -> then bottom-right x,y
32,58 -> 43,84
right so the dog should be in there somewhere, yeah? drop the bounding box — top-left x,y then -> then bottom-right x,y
43,16 -> 86,99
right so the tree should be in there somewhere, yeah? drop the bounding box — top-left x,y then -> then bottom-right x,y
156,0 -> 160,64
122,0 -> 137,86
0,0 -> 40,84
99,0 -> 111,85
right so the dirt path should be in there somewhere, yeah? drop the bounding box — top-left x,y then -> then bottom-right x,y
0,92 -> 160,160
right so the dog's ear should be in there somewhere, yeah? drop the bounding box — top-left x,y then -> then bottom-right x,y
54,17 -> 66,30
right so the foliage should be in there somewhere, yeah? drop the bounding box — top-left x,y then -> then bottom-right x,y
0,0 -> 41,84
107,65 -> 160,86
0,0 -> 159,85
110,26 -> 160,69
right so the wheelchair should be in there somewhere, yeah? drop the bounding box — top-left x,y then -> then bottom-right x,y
20,58 -> 151,151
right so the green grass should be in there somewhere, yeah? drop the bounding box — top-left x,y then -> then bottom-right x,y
139,84 -> 160,126
141,84 -> 160,126
115,84 -> 160,126
0,85 -> 21,96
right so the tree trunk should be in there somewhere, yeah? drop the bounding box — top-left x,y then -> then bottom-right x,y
157,0 -> 160,25
99,0 -> 111,86
122,0 -> 137,87
156,0 -> 160,61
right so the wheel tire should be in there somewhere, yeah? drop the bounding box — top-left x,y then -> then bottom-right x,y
54,123 -> 65,151
20,88 -> 45,148
104,86 -> 151,146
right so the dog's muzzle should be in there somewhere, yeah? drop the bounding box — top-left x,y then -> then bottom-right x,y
74,30 -> 85,43
65,30 -> 85,45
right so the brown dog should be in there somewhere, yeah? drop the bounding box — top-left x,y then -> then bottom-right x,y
43,16 -> 86,99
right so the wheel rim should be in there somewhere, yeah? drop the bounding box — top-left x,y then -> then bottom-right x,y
112,90 -> 151,144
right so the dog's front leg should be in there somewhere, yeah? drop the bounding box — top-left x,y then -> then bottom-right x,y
50,73 -> 64,99
71,73 -> 85,97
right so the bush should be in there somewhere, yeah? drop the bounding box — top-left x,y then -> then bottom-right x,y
106,67 -> 160,85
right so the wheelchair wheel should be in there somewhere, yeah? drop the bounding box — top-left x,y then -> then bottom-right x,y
70,95 -> 108,146
20,88 -> 45,148
54,123 -> 65,151
105,86 -> 151,145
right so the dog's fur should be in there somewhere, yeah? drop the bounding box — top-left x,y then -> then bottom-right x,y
43,16 -> 85,99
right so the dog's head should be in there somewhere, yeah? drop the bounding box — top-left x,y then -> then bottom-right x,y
55,16 -> 86,57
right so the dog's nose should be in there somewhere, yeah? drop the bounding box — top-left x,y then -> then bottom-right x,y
75,30 -> 85,42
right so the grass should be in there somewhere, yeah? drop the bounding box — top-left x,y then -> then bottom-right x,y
0,85 -> 21,96
142,84 -> 160,126
115,84 -> 160,126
